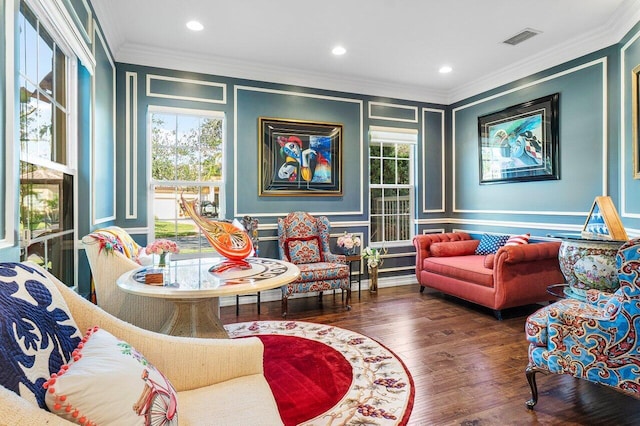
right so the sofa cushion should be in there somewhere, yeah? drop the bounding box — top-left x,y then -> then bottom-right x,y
293,262 -> 349,282
423,256 -> 493,287
483,254 -> 495,269
430,240 -> 479,257
475,234 -> 510,255
44,326 -> 178,425
505,233 -> 530,246
179,374 -> 283,425
0,262 -> 81,409
285,236 -> 324,264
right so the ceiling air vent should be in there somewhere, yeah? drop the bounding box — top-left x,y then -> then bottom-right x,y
503,28 -> 541,46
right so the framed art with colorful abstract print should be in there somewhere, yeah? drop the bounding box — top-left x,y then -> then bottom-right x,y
258,117 -> 343,196
478,93 -> 559,184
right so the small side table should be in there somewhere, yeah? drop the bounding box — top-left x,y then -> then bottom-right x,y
547,284 -> 569,299
345,255 -> 362,298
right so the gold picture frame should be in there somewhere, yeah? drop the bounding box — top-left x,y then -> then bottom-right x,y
581,196 -> 628,241
632,64 -> 640,179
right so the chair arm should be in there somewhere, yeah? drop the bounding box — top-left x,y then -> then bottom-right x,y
325,252 -> 346,264
0,385 -> 75,425
44,267 -> 265,392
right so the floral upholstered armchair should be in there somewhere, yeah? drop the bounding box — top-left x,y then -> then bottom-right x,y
524,237 -> 640,408
277,211 -> 351,317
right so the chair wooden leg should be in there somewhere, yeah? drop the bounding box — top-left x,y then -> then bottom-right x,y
236,295 -> 240,316
526,365 -> 548,409
282,296 -> 288,318
419,285 -> 425,293
345,287 -> 351,310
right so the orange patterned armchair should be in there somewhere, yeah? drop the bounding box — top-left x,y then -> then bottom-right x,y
524,237 -> 640,408
277,212 -> 351,317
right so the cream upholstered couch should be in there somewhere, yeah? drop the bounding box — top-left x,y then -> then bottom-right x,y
0,262 -> 283,425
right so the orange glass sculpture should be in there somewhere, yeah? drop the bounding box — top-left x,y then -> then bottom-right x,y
180,196 -> 253,272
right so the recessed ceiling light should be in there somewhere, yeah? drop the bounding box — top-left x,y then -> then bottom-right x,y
439,65 -> 452,74
186,20 -> 204,31
332,46 -> 346,56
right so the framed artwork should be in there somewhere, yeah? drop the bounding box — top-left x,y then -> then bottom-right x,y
258,117 -> 343,196
631,64 -> 640,179
581,196 -> 628,241
478,93 -> 560,184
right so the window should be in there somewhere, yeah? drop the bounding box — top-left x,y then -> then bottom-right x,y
369,127 -> 416,245
18,1 -> 76,284
148,108 -> 225,257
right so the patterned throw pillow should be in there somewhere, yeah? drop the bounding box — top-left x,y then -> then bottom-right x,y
44,327 -> 178,426
0,262 -> 82,408
505,233 -> 530,246
285,236 -> 324,264
474,234 -> 510,255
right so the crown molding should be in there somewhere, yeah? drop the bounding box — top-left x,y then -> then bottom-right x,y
448,4 -> 640,104
97,0 -> 640,106
115,43 -> 450,105
89,0 -> 125,52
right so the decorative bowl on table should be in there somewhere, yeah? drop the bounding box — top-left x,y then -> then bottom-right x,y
558,237 -> 626,300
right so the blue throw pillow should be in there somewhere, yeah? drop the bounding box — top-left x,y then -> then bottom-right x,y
0,262 -> 81,408
475,234 -> 510,255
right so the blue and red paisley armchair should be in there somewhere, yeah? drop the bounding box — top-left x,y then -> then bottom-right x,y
277,211 -> 351,317
524,237 -> 640,408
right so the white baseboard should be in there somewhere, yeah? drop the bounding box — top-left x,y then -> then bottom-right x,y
219,274 -> 418,307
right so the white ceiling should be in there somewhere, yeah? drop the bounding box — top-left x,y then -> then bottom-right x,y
90,0 -> 640,104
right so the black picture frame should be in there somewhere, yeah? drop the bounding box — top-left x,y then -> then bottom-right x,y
478,93 -> 559,184
258,117 -> 343,196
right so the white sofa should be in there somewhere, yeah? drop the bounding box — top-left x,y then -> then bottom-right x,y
0,262 -> 283,425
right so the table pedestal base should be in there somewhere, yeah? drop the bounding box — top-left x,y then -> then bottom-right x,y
160,298 -> 228,338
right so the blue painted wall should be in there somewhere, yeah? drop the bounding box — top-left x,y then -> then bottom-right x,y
114,64 -> 443,273
2,2 -> 639,285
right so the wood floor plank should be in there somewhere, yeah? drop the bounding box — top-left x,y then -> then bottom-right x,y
220,284 -> 640,425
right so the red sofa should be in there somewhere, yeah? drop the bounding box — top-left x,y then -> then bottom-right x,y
413,232 -> 564,319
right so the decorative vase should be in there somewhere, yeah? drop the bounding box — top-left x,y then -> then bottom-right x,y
368,266 -> 378,293
155,252 -> 171,268
343,247 -> 358,256
558,237 -> 625,300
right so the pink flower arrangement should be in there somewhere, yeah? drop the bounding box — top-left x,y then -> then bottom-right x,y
145,239 -> 180,256
337,232 -> 361,252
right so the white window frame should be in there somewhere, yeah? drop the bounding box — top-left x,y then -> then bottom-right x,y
16,0 -> 82,286
146,105 -> 226,244
368,126 -> 417,248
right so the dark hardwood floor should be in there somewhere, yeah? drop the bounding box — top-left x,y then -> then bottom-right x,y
220,284 -> 640,426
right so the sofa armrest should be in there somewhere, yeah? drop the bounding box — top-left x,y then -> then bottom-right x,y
492,242 -> 564,307
495,241 -> 561,264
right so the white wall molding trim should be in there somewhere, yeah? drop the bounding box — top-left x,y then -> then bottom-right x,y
233,85 -> 364,218
421,107 -> 446,214
620,26 -> 640,219
146,74 -> 227,104
368,102 -> 418,123
91,23 -> 116,225
125,72 -> 138,219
